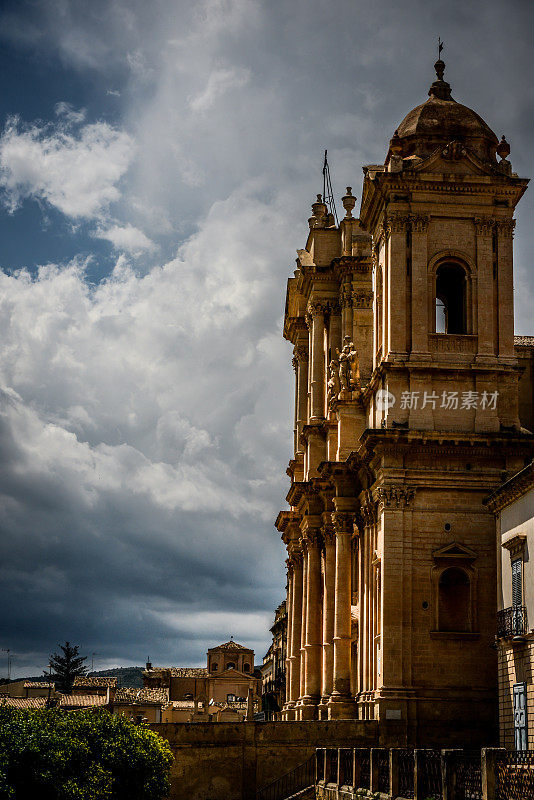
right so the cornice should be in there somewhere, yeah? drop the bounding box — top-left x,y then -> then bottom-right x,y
485,461 -> 534,513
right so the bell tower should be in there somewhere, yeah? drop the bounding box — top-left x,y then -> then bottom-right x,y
277,56 -> 534,745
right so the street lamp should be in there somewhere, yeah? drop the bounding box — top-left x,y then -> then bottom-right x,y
1,649 -> 12,681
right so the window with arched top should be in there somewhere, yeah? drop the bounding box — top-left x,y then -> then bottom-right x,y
243,663 -> 250,672
226,662 -> 235,670
438,567 -> 471,631
435,263 -> 467,334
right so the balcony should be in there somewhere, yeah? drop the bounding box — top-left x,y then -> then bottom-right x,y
497,606 -> 528,639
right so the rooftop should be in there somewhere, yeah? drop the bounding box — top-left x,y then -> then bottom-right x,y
73,676 -> 118,687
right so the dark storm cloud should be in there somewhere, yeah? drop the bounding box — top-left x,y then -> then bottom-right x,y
0,0 -> 532,676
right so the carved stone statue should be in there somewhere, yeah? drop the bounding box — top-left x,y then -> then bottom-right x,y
336,335 -> 360,391
327,359 -> 341,404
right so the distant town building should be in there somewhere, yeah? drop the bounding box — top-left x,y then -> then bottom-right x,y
143,639 -> 261,722
487,461 -> 534,749
261,601 -> 287,718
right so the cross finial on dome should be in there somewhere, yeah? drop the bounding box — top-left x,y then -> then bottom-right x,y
428,40 -> 452,101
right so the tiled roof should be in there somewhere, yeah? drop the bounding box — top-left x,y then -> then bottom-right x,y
143,667 -> 208,678
0,697 -> 47,709
114,687 -> 169,705
73,676 -> 118,687
170,667 -> 208,678
23,681 -> 54,688
208,640 -> 251,652
59,695 -> 108,708
515,336 -> 534,347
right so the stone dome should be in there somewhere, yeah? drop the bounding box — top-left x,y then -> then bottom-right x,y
392,59 -> 499,164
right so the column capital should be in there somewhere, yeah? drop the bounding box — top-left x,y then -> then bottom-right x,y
352,289 -> 373,309
293,344 -> 308,363
474,215 -> 495,236
374,484 -> 415,509
496,219 -> 515,238
410,214 -> 430,234
386,212 -> 411,234
360,489 -> 377,525
321,523 -> 336,546
331,511 -> 355,535
307,299 -> 328,318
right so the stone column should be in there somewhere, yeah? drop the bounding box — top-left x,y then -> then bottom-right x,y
298,540 -> 308,706
329,511 -> 356,718
386,213 -> 408,358
284,558 -> 293,713
321,525 -> 336,710
475,216 -> 496,358
496,219 -> 516,359
410,214 -> 430,357
308,301 -> 326,421
288,548 -> 303,714
301,524 -> 322,718
294,345 -> 309,452
340,281 -> 353,343
329,303 -> 342,358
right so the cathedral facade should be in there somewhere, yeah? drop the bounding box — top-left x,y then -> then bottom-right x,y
276,58 -> 534,745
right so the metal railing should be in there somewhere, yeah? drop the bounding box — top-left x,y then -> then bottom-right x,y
398,748 -> 415,799
418,749 -> 442,800
497,605 -> 528,638
257,754 -> 315,800
496,750 -> 534,800
376,748 -> 389,794
451,751 -> 482,800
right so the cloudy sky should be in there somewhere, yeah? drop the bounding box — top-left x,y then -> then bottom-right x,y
0,0 -> 533,678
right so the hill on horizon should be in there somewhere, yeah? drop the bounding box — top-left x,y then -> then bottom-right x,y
6,666 -> 145,688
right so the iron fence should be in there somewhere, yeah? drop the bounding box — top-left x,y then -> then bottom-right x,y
398,749 -> 415,799
257,755 -> 315,800
325,748 -> 338,784
377,748 -> 389,794
417,749 -> 442,800
354,747 -> 370,790
316,749 -> 325,783
496,750 -> 534,800
497,606 -> 528,638
452,751 -> 482,800
339,748 -> 353,786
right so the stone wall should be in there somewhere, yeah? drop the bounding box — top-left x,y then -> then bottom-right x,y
150,720 -> 378,800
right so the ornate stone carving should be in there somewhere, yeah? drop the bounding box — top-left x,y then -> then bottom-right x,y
331,511 -> 354,534
360,490 -> 377,525
375,485 -> 415,509
386,213 -> 410,233
442,141 -> 467,160
340,285 -> 353,309
352,289 -> 373,309
307,299 -> 327,317
496,219 -> 515,238
336,335 -> 360,391
410,214 -> 430,234
321,524 -> 336,546
302,528 -> 322,548
292,356 -> 298,373
329,300 -> 341,315
474,216 -> 494,236
327,359 -> 341,405
293,344 -> 308,363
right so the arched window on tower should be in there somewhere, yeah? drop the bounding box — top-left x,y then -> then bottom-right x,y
435,263 -> 467,334
438,567 -> 471,631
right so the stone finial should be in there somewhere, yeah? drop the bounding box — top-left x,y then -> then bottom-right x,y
341,187 -> 356,219
389,130 -> 403,156
497,135 -> 511,160
428,56 -> 452,100
309,193 -> 328,229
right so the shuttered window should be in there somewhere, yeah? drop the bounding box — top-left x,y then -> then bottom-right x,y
512,558 -> 523,607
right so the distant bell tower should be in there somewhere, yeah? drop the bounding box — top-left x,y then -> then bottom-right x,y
276,55 -> 534,746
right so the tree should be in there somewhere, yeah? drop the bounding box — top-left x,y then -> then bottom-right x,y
46,641 -> 87,693
0,707 -> 173,800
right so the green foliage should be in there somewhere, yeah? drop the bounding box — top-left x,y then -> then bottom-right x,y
46,641 -> 88,693
0,707 -> 173,800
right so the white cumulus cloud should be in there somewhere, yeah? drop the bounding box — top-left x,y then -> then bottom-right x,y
0,115 -> 134,219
